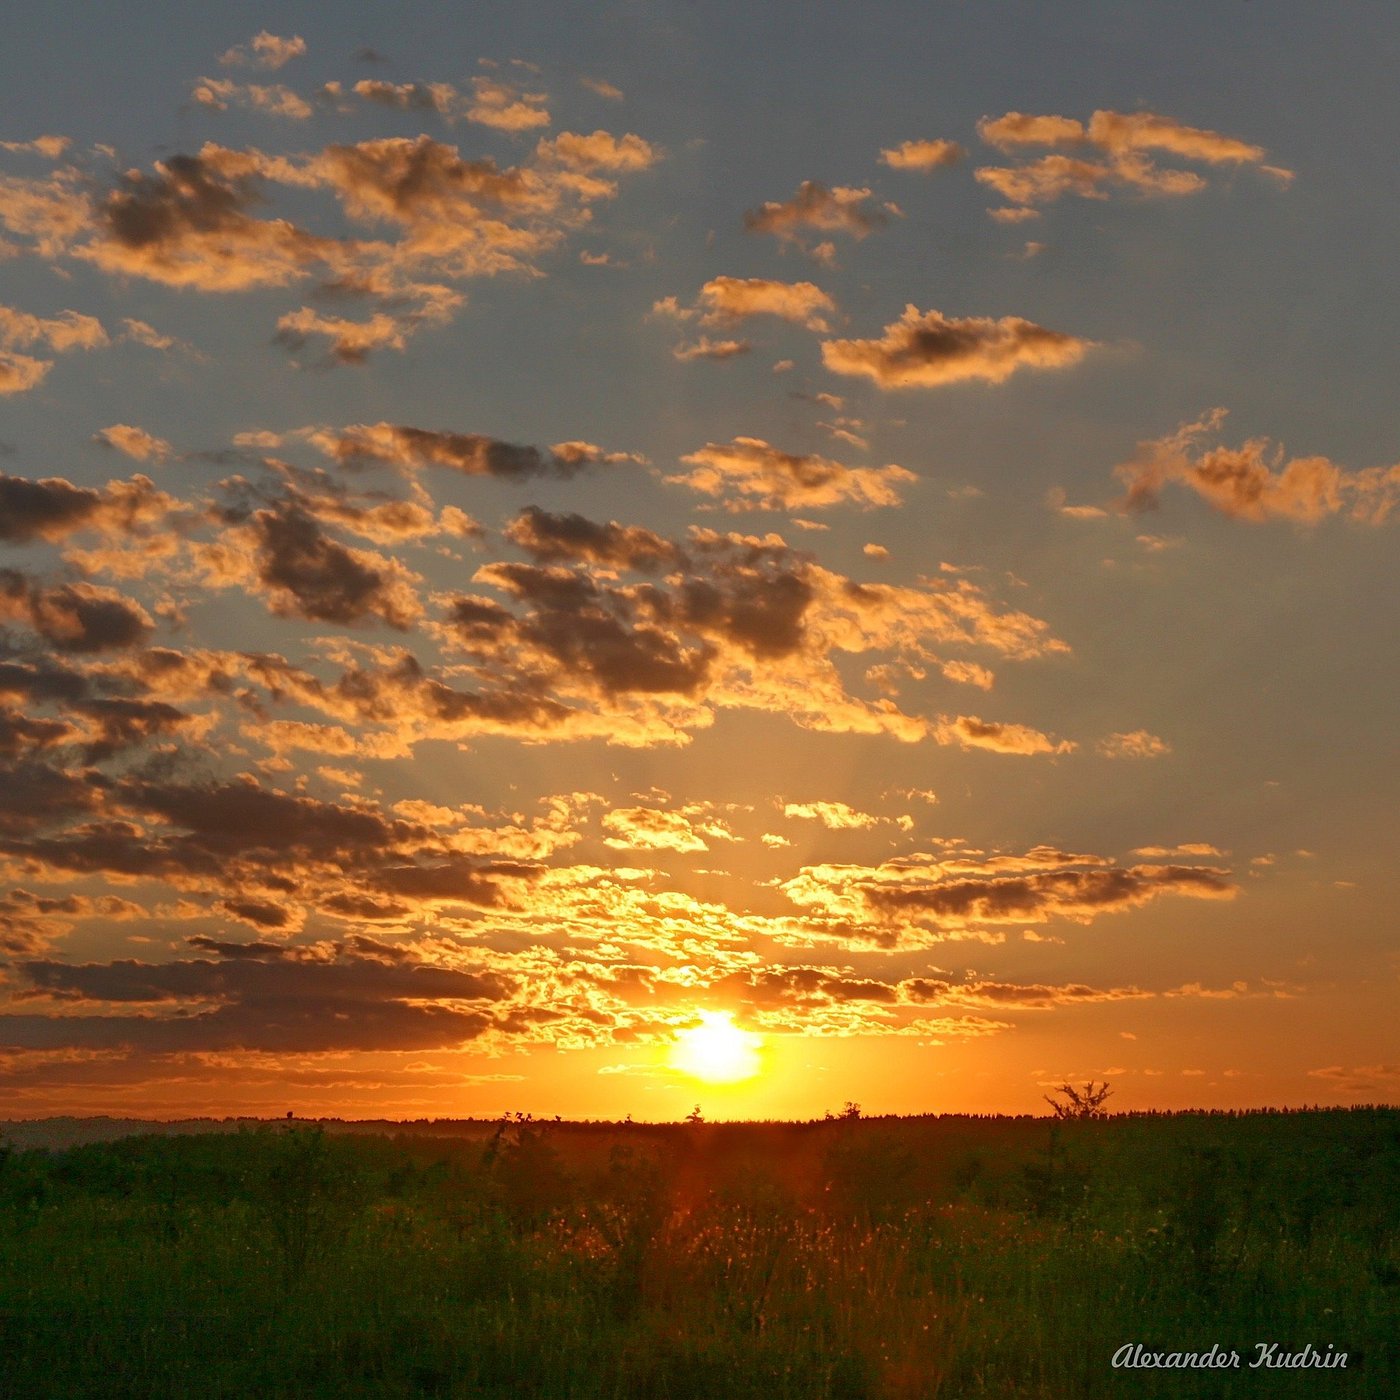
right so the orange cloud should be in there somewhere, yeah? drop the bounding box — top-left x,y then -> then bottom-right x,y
975,155 -> 1117,206
0,352 -> 49,394
78,149 -> 329,291
939,659 -> 994,690
0,472 -> 175,543
672,336 -> 750,362
781,848 -> 1235,944
744,181 -> 883,244
93,425 -> 173,462
274,307 -> 412,364
1115,410 -> 1400,525
192,78 -> 313,119
822,305 -> 1091,389
505,508 -> 682,571
783,801 -> 879,830
601,806 -> 737,853
349,79 -> 462,118
978,113 -> 1089,149
1133,844 -> 1225,861
936,715 -> 1075,756
219,31 -> 307,70
466,76 -> 549,131
3,133 -> 655,356
672,437 -> 915,511
307,422 -> 644,477
0,167 -> 91,257
975,108 -> 1281,214
0,572 -> 154,653
0,304 -> 107,352
0,136 -> 71,160
0,303 -> 107,392
243,521 -> 1064,753
694,276 -> 836,331
535,131 -> 661,171
1085,110 -> 1265,163
580,77 -> 624,101
948,980 -> 1152,1009
203,497 -> 424,629
1098,730 -> 1171,759
879,139 -> 964,172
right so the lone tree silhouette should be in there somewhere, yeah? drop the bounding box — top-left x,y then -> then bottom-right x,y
1044,1081 -> 1113,1119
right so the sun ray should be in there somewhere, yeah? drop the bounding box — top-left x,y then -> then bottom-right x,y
667,1012 -> 763,1084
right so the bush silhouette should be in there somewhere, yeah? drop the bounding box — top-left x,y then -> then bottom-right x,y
1043,1080 -> 1112,1119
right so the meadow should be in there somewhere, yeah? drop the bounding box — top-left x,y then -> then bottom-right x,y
0,1106 -> 1396,1398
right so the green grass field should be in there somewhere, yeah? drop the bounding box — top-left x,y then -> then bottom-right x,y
1,1108 -> 1396,1398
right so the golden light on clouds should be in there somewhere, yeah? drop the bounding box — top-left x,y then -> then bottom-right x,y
0,9 -> 1392,1122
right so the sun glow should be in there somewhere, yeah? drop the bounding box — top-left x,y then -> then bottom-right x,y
668,1012 -> 763,1084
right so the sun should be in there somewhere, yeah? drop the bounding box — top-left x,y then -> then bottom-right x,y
668,1012 -> 763,1084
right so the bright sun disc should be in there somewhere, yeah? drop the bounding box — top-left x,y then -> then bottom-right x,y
668,1012 -> 762,1084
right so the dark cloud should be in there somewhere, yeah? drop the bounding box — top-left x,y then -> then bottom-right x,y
309,422 -> 642,479
449,566 -> 716,698
5,945 -> 505,1053
83,150 -> 326,290
0,649 -> 198,765
781,850 -> 1236,941
0,707 -> 72,759
0,761 -> 107,834
236,499 -> 422,628
221,897 -> 299,929
505,507 -> 684,571
0,571 -> 154,652
865,864 -> 1233,924
0,472 -> 171,543
120,775 -> 420,863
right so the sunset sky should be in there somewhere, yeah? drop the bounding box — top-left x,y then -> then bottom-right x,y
1,2 -> 1396,1121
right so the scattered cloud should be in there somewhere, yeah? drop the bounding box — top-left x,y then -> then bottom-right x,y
1098,730 -> 1171,759
0,571 -> 154,652
0,136 -> 71,160
1114,409 -> 1400,525
935,714 -> 1075,756
0,471 -> 175,543
274,307 -> 413,364
218,31 -> 307,71
536,131 -> 661,172
1308,1064 -> 1400,1096
879,139 -> 964,172
783,801 -> 880,830
975,108 -> 1283,216
0,352 -> 50,395
0,304 -> 107,353
671,437 -> 915,511
192,78 -> 313,120
672,336 -> 751,362
780,846 -> 1235,945
744,180 -> 884,246
580,77 -> 624,101
691,276 -> 836,332
93,425 -> 174,462
602,805 -> 737,852
822,305 -> 1092,388
307,422 -> 644,478
466,76 -> 549,131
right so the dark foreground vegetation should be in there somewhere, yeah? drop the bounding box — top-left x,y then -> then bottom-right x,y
1,1107 -> 1397,1398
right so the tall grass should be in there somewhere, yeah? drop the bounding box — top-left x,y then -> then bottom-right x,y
0,1109 -> 1395,1397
